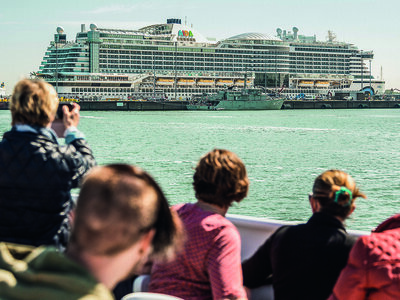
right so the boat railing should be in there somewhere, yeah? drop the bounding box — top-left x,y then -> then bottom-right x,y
227,214 -> 367,260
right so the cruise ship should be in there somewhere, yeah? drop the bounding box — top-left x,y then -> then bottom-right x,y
36,19 -> 385,100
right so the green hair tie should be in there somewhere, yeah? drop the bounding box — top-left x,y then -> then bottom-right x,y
334,187 -> 353,207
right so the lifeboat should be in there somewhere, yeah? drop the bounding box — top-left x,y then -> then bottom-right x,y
156,78 -> 174,85
235,80 -> 251,86
197,79 -> 214,86
315,81 -> 329,87
216,79 -> 233,86
298,80 -> 314,87
177,79 -> 195,85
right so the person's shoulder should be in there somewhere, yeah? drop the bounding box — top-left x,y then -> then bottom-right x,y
361,227 -> 400,250
173,203 -> 187,212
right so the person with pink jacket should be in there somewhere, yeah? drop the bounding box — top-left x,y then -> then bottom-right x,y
328,214 -> 400,300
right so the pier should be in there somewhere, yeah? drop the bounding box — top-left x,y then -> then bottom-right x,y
281,100 -> 400,109
1,100 -> 400,111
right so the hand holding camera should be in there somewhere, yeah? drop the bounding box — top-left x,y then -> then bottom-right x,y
61,102 -> 80,129
52,102 -> 80,137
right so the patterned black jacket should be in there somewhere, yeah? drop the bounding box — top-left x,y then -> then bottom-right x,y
0,128 -> 96,250
242,212 -> 357,300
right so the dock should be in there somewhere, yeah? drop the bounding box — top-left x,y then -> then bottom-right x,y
1,100 -> 400,111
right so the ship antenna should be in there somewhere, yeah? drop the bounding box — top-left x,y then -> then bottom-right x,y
244,69 -> 247,89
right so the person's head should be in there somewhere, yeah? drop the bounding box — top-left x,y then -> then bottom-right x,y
10,79 -> 59,127
310,169 -> 366,220
193,149 -> 249,208
69,164 -> 183,264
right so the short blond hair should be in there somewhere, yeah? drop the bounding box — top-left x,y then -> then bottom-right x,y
10,79 -> 59,126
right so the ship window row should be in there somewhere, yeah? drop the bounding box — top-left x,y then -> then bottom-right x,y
71,87 -> 136,93
294,47 -> 355,54
100,44 -> 290,55
98,54 -> 290,63
292,52 -> 349,56
46,54 -> 88,59
100,33 -> 144,39
291,57 -> 348,61
290,58 -> 347,61
98,55 -> 290,62
99,49 -> 290,58
98,58 -> 290,65
100,48 -> 290,55
42,68 -> 88,73
99,62 -> 290,69
290,54 -> 349,59
99,66 -> 289,73
297,61 -> 348,65
44,58 -> 89,64
99,51 -> 288,57
289,69 -> 348,74
42,62 -> 89,69
47,53 -> 89,58
49,48 -> 89,54
100,47 -> 290,57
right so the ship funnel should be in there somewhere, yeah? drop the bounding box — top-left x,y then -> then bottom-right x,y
293,27 -> 299,40
56,26 -> 64,34
81,24 -> 86,32
90,23 -> 98,31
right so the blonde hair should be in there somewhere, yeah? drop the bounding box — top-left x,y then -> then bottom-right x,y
193,149 -> 249,207
10,79 -> 59,126
312,169 -> 366,219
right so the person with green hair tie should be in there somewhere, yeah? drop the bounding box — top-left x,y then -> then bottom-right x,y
242,169 -> 366,300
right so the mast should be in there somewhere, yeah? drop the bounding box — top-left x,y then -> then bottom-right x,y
244,69 -> 247,89
152,51 -> 156,100
174,41 -> 177,100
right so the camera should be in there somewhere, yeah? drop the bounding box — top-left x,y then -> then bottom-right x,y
56,102 -> 74,120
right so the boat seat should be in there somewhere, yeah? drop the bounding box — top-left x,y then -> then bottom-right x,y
131,274 -> 274,300
122,292 -> 183,300
249,284 -> 274,300
133,275 -> 151,293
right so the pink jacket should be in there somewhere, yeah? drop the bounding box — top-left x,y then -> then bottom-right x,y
328,214 -> 400,300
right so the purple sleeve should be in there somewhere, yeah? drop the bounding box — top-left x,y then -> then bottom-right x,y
206,225 -> 247,300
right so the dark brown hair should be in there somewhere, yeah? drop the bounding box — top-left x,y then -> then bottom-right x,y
69,164 -> 184,262
10,79 -> 58,127
312,169 -> 366,219
193,149 -> 249,208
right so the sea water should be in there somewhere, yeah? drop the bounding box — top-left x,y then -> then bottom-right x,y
1,109 -> 399,231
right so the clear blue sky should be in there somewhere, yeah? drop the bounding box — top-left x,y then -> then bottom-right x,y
1,0 -> 399,94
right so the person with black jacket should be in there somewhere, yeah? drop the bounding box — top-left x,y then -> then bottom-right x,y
242,169 -> 366,300
0,79 -> 96,251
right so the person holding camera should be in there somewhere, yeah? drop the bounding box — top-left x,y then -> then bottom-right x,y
0,79 -> 96,251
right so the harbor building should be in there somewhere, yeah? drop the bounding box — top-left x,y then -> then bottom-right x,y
37,19 -> 384,100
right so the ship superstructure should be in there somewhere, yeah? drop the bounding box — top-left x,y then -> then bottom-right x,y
37,19 -> 384,100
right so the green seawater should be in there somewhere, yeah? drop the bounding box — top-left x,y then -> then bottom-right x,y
1,109 -> 400,231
